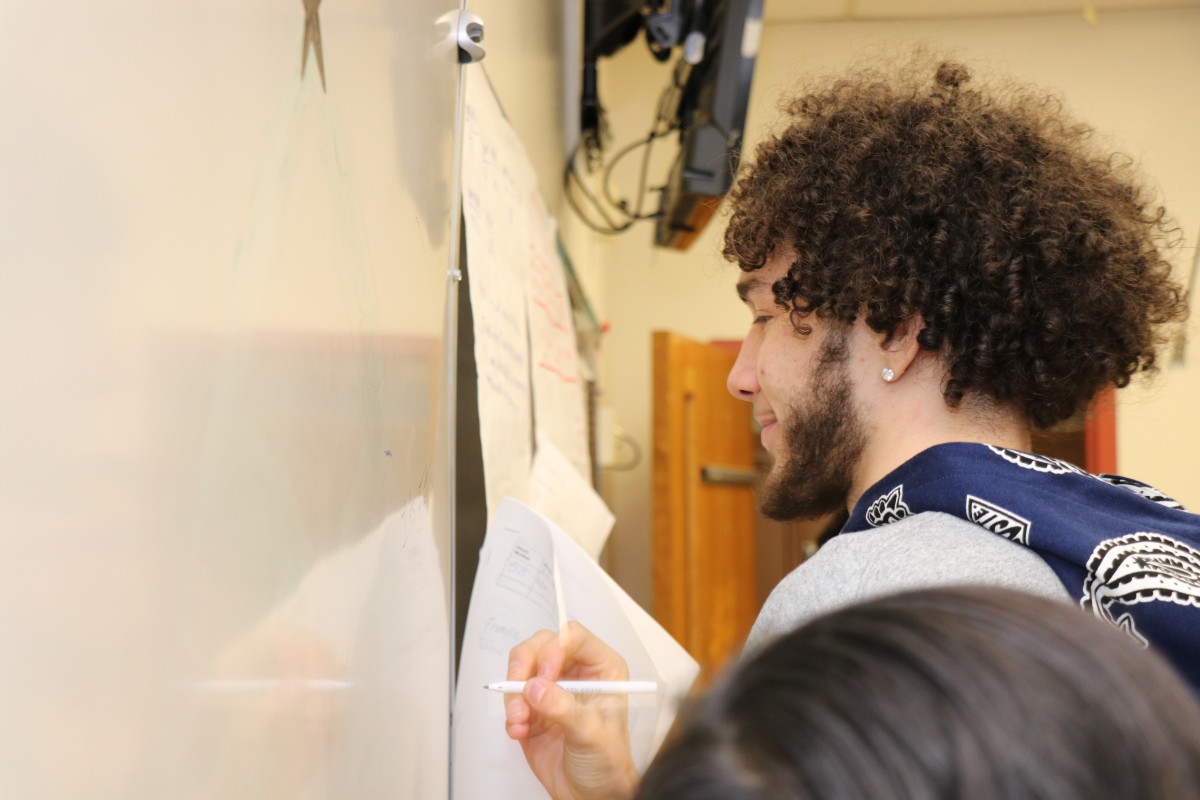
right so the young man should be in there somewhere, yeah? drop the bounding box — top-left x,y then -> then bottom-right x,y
504,58 -> 1199,800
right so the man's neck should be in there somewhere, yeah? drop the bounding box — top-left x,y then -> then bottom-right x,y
847,392 -> 1031,513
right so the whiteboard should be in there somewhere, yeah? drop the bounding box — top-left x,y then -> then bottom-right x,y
0,1 -> 459,796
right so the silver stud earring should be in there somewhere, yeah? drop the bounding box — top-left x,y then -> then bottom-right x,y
882,367 -> 895,382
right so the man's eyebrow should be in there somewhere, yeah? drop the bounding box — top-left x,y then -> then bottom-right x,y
736,277 -> 770,303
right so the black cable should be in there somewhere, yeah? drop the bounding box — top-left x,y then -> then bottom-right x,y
601,131 -> 672,220
564,44 -> 690,233
564,142 -> 633,235
583,7 -> 644,61
597,78 -> 682,222
631,130 -> 659,219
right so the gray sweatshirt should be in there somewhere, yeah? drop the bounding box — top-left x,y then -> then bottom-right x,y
746,511 -> 1071,651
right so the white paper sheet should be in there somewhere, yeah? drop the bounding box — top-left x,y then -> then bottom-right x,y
527,212 -> 592,478
463,72 -> 596,517
462,72 -> 536,515
528,439 -> 614,560
454,499 -> 699,800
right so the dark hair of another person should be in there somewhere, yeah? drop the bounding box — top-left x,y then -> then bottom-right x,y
722,56 -> 1188,428
635,587 -> 1200,800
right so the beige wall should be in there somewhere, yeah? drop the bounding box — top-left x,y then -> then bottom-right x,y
467,0 -> 608,311
468,0 -> 569,208
592,8 -> 1200,609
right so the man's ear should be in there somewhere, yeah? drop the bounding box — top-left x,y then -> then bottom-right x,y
879,314 -> 925,382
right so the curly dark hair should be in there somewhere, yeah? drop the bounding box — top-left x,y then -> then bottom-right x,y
723,57 -> 1188,428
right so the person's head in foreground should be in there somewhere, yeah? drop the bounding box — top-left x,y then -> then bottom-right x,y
725,54 -> 1188,522
636,587 -> 1200,800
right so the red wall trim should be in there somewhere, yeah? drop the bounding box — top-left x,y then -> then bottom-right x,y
1085,387 -> 1118,474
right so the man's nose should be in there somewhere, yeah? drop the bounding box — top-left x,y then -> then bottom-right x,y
727,338 -> 758,401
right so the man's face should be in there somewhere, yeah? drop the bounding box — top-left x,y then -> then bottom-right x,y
728,256 -> 867,520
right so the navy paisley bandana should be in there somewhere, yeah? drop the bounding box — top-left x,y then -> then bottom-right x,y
844,442 -> 1200,694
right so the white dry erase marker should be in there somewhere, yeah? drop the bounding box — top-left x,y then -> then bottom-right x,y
195,679 -> 354,692
484,680 -> 658,695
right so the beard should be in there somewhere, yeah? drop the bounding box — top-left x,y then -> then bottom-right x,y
757,330 -> 866,521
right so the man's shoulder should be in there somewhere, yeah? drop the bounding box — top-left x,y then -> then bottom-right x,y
813,510 -> 1060,579
745,511 -> 1070,651
793,511 -> 1045,584
837,509 -> 983,541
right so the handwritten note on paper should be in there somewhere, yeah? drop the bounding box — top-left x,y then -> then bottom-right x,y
528,439 -> 614,560
527,211 -> 592,478
462,73 -> 535,515
454,499 -> 699,800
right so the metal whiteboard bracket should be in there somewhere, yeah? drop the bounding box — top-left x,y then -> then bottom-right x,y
434,10 -> 485,64
454,11 -> 486,64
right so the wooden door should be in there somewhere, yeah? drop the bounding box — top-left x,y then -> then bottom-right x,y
652,332 -> 758,682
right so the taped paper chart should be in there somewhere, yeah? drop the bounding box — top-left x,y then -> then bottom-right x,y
461,72 -> 592,518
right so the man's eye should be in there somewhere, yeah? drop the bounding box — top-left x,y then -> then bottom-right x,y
753,314 -> 773,326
